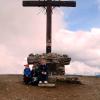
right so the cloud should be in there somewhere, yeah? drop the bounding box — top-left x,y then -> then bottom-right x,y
0,44 -> 22,74
0,0 -> 64,74
53,27 -> 100,75
65,61 -> 100,76
53,28 -> 100,67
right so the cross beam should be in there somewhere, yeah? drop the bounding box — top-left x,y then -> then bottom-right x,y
23,1 -> 76,7
22,0 -> 76,54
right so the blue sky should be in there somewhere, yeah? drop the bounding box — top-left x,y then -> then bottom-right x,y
63,0 -> 100,31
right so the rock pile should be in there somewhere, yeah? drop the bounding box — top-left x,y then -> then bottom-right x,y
27,53 -> 71,75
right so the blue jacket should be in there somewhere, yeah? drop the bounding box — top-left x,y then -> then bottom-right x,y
24,68 -> 31,77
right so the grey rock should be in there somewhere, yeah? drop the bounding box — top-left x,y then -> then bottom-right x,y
27,53 -> 71,75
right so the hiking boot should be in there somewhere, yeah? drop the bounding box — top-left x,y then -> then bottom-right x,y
39,81 -> 42,84
44,81 -> 48,84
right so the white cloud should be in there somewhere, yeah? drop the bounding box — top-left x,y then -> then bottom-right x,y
65,61 -> 100,76
0,0 -> 64,74
53,28 -> 100,68
0,44 -> 22,74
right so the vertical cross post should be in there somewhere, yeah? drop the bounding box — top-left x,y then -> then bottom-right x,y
46,0 -> 52,53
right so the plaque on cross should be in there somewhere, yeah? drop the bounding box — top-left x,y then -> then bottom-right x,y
22,0 -> 76,54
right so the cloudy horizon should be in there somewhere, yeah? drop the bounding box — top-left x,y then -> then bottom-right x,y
0,0 -> 100,75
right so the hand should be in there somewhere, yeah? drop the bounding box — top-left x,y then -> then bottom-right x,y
44,72 -> 47,75
42,72 -> 47,75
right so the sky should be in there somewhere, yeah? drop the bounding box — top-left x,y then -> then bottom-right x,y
0,0 -> 100,75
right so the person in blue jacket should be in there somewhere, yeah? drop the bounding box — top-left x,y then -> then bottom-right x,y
38,58 -> 48,84
23,64 -> 32,84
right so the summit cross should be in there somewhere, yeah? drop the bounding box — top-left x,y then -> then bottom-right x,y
22,0 -> 76,54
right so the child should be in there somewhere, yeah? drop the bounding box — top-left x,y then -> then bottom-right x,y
23,64 -> 32,84
31,63 -> 39,85
38,58 -> 48,84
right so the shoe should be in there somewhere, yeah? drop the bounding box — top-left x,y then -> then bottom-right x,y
44,81 -> 48,84
39,81 -> 42,84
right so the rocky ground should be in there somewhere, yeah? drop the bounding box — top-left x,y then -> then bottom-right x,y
0,75 -> 100,100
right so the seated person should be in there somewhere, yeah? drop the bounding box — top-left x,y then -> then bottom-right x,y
23,64 -> 32,84
31,63 -> 39,85
38,58 -> 48,84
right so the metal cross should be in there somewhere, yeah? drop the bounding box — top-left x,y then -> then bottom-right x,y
22,0 -> 76,54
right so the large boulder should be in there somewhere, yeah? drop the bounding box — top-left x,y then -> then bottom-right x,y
27,53 -> 71,75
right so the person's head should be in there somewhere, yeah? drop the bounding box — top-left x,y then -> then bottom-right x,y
24,64 -> 29,68
40,58 -> 46,65
32,65 -> 35,70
